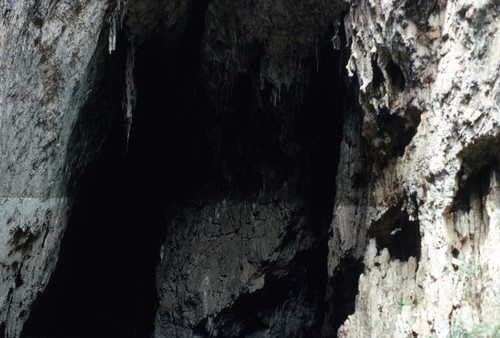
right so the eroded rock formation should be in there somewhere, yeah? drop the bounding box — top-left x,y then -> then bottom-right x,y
333,1 -> 500,337
0,0 -> 498,337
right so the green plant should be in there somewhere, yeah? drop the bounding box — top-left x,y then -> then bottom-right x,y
448,320 -> 500,338
493,323 -> 500,338
397,299 -> 412,313
459,258 -> 481,277
390,227 -> 402,236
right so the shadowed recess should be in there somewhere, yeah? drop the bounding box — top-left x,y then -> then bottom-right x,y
369,203 -> 421,262
330,257 -> 365,334
22,3 -> 351,337
22,1 -> 211,336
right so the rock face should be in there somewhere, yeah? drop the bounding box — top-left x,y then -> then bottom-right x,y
332,1 -> 500,337
0,0 -> 498,337
0,1 -> 112,336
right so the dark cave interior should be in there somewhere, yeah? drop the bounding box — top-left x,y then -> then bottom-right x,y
22,7 -> 360,338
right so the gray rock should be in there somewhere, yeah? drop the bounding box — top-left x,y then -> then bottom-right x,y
1,0 -> 498,337
0,1 -> 109,336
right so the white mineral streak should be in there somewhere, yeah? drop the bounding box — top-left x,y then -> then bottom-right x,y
332,0 -> 500,336
108,0 -> 128,54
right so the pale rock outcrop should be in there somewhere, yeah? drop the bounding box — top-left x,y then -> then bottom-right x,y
332,0 -> 500,336
0,1 -> 110,336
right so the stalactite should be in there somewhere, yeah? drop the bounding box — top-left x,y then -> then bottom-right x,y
124,34 -> 136,151
108,0 -> 128,54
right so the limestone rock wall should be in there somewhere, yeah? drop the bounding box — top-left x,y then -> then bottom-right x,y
0,0 -> 498,337
2,0 -> 345,336
155,191 -> 319,337
332,0 -> 500,336
0,1 -> 111,336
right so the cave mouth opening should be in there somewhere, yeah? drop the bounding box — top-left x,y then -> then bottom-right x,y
189,35 -> 346,336
23,8 -> 352,338
21,8 -> 212,337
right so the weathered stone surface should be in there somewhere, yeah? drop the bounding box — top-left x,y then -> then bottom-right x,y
0,1 -> 110,336
155,191 -> 314,337
1,0 -> 498,337
3,0 -> 344,336
332,0 -> 500,336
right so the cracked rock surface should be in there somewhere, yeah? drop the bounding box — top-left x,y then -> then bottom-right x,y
0,1 -> 110,336
0,0 -> 498,337
333,0 -> 500,337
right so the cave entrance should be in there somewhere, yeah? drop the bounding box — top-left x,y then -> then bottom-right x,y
23,7 -> 355,338
22,14 -> 211,337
